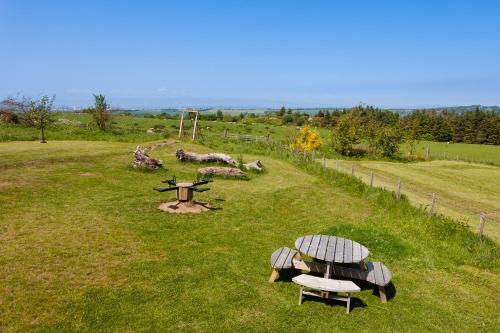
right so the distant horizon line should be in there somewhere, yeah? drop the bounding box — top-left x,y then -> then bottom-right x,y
54,104 -> 500,111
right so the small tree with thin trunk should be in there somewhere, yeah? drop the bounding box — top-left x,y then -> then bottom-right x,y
30,95 -> 55,143
89,94 -> 112,130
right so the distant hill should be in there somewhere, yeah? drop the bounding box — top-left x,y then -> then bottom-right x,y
387,105 -> 500,115
54,105 -> 500,115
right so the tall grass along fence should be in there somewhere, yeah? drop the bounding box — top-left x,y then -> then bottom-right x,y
327,157 -> 492,240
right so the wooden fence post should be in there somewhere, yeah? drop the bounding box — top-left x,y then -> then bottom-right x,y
323,155 -> 326,169
224,128 -> 228,138
478,213 -> 486,239
266,133 -> 270,142
370,172 -> 374,187
351,165 -> 354,177
336,159 -> 339,171
425,147 -> 430,159
396,179 -> 401,199
429,193 -> 436,216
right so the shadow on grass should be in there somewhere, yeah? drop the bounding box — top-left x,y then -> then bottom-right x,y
301,296 -> 367,312
271,268 -> 397,304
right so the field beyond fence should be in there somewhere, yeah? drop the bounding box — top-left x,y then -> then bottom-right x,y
323,158 -> 500,243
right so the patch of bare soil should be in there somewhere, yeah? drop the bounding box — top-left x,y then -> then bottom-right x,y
158,200 -> 212,214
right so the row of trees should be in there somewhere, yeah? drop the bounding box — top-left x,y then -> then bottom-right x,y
399,109 -> 499,145
0,94 -> 113,141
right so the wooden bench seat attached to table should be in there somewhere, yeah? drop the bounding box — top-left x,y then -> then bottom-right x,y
269,247 -> 298,282
292,274 -> 361,313
292,259 -> 392,303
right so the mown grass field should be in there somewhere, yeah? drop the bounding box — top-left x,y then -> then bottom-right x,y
408,141 -> 500,166
327,159 -> 500,243
0,140 -> 498,332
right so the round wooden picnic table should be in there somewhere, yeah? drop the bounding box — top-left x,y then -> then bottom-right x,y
294,235 -> 369,264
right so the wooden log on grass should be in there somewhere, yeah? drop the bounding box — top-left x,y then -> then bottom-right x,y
198,167 -> 247,178
176,149 -> 238,167
133,146 -> 163,170
242,160 -> 264,172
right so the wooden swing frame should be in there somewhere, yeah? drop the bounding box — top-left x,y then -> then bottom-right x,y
178,109 -> 200,140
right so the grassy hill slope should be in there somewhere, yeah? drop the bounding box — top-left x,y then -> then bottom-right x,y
0,141 -> 498,332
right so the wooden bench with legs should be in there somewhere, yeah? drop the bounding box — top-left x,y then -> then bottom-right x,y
269,247 -> 298,282
292,274 -> 361,313
269,247 -> 393,303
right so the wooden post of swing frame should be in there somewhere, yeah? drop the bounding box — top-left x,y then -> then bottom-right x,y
192,111 -> 199,140
178,110 -> 186,139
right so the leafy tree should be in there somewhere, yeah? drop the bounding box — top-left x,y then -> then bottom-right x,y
216,110 -> 223,120
277,106 -> 286,117
30,95 -> 55,143
282,114 -> 294,124
373,126 -> 403,158
289,126 -> 322,152
0,95 -> 35,126
89,94 -> 112,130
331,113 -> 360,155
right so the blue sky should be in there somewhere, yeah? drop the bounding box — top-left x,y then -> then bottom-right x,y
1,0 -> 499,108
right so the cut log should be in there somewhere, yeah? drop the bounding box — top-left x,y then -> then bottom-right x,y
133,146 -> 163,170
242,160 -> 263,172
198,167 -> 246,178
176,149 -> 238,167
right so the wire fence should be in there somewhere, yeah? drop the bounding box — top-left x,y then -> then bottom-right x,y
322,158 -> 497,240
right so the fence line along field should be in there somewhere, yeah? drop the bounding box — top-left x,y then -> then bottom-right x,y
326,158 -> 500,243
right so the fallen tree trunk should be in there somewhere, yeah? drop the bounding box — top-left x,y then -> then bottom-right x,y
176,149 -> 238,167
242,160 -> 263,172
198,167 -> 246,178
133,146 -> 163,170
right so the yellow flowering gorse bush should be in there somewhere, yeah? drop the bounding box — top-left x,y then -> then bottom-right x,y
289,125 -> 322,152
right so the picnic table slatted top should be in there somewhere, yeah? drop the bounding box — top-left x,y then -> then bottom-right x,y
295,235 -> 369,264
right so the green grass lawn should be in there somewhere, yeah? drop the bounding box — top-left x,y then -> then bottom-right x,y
327,159 -> 500,243
0,140 -> 498,332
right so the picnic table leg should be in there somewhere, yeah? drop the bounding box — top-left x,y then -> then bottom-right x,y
299,285 -> 304,305
360,260 -> 367,271
379,286 -> 387,303
322,262 -> 333,298
346,293 -> 351,313
268,269 -> 279,283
